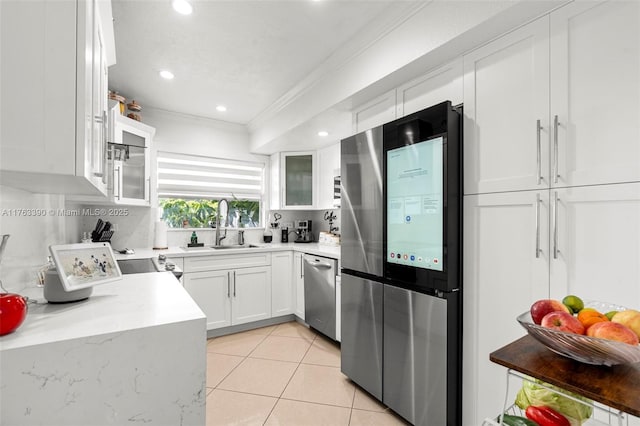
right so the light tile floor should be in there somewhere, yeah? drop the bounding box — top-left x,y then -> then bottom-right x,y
206,321 -> 409,425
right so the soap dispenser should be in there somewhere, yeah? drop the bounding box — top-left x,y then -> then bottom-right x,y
190,231 -> 198,245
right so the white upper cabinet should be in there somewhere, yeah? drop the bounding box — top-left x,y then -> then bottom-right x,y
464,0 -> 640,195
353,90 -> 397,133
0,0 -> 113,196
397,58 -> 463,117
463,17 -> 550,195
550,0 -> 640,188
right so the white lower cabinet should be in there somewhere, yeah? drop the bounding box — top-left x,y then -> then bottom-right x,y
293,252 -> 305,320
549,183 -> 640,306
183,254 -> 272,331
463,190 -> 550,425
183,270 -> 231,330
464,182 -> 640,425
272,251 -> 294,316
231,267 -> 272,326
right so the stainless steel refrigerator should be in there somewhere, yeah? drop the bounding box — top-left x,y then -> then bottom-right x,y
340,101 -> 462,426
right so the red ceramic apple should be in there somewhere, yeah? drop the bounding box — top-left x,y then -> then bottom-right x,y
0,293 -> 28,336
530,299 -> 571,325
541,311 -> 585,335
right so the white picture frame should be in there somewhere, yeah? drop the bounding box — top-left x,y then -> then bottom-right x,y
49,242 -> 122,291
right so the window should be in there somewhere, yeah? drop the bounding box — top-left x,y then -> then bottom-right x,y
157,152 -> 264,228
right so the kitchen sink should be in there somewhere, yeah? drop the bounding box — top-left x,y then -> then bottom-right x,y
179,244 -> 259,252
212,244 -> 258,250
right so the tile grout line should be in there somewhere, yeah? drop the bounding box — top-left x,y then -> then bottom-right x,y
262,328 -> 318,425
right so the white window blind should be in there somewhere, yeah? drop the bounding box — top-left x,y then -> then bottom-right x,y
157,151 -> 264,200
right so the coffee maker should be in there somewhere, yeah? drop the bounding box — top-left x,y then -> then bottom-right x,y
294,220 -> 313,243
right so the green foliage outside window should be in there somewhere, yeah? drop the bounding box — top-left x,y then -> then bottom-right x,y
159,198 -> 260,228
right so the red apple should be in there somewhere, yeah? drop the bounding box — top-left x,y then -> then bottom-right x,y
530,299 -> 571,325
541,311 -> 585,335
0,293 -> 28,336
587,321 -> 640,346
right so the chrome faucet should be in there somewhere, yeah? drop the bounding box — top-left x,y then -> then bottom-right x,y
215,199 -> 228,246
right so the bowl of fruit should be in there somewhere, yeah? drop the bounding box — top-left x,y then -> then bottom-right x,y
517,296 -> 640,366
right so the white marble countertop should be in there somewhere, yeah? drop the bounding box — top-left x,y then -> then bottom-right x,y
114,242 -> 341,261
0,272 -> 205,352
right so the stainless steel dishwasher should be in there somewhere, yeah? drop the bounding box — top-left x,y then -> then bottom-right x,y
303,254 -> 337,340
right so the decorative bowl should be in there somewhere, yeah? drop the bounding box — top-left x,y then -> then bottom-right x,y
517,301 -> 640,366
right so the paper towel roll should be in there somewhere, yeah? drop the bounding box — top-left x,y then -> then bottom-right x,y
153,221 -> 168,249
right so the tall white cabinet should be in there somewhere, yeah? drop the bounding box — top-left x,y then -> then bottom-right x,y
462,1 -> 640,425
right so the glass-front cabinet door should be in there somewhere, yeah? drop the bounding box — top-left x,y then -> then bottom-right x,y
282,152 -> 316,209
109,113 -> 155,206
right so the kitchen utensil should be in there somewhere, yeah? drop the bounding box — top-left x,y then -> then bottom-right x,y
517,301 -> 640,366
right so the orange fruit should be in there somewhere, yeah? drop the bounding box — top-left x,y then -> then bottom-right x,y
577,308 -> 609,329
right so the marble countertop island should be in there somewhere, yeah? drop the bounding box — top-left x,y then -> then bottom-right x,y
0,272 -> 207,425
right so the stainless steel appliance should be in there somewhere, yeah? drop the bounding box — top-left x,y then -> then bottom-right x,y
117,257 -> 183,281
340,101 -> 462,426
303,254 -> 337,340
294,220 -> 313,243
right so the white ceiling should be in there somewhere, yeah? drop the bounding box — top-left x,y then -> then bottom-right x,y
108,0 -> 400,126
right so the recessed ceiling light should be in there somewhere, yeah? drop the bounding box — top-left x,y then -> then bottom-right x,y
216,105 -> 227,112
159,70 -> 175,80
172,0 -> 193,15
318,131 -> 329,137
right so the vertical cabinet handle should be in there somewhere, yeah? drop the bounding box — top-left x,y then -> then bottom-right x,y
535,193 -> 541,258
233,271 -> 236,297
114,166 -> 121,200
553,191 -> 559,259
536,120 -> 542,185
227,272 -> 230,298
146,178 -> 151,202
553,115 -> 560,184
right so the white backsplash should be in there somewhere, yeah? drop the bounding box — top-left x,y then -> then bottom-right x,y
0,186 -> 71,292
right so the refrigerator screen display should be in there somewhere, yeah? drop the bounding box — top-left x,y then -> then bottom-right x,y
386,136 -> 444,271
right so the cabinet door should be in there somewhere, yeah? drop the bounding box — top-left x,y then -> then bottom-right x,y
463,17 -> 550,195
353,90 -> 396,133
232,266 -> 272,326
462,190 -> 550,425
397,58 -> 463,117
549,183 -> 640,307
550,1 -> 640,188
183,270 -> 231,330
282,152 -> 316,209
293,252 -> 305,320
271,251 -> 294,316
317,143 -> 341,210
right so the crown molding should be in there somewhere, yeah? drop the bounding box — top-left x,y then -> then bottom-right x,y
247,1 -> 430,134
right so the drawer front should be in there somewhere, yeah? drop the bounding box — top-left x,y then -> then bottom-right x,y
184,253 -> 271,273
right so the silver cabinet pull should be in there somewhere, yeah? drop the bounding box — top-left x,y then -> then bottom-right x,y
553,115 -> 560,184
535,193 -> 541,258
300,256 -> 304,279
536,119 -> 542,185
227,272 -> 230,298
114,166 -> 121,200
146,177 -> 151,202
233,271 -> 236,297
553,191 -> 559,259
